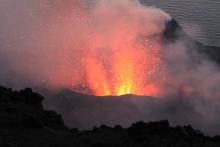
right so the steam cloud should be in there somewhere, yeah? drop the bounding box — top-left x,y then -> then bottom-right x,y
1,0 -> 220,135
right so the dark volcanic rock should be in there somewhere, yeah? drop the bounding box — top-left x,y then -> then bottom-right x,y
163,18 -> 183,42
0,86 -> 68,131
163,18 -> 220,64
128,120 -> 170,141
1,85 -> 220,147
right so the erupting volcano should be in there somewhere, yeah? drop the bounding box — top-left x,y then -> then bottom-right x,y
73,36 -> 164,96
0,0 -> 171,97
62,1 -> 168,96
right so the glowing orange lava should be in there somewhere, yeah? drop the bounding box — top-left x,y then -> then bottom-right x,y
79,39 -> 163,96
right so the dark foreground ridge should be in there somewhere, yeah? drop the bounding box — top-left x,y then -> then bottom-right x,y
1,85 -> 220,147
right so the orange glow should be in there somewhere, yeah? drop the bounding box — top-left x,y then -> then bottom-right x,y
78,39 -> 163,96
60,0 -> 168,96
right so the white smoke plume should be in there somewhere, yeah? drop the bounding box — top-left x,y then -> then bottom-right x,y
0,0 -> 169,90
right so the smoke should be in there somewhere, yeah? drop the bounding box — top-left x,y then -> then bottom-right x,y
1,0 -> 220,135
0,0 -> 169,90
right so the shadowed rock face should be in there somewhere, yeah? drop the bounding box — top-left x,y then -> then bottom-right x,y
163,18 -> 183,41
0,86 -> 68,131
1,85 -> 220,147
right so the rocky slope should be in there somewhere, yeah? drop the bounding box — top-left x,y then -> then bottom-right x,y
1,85 -> 220,147
163,18 -> 220,64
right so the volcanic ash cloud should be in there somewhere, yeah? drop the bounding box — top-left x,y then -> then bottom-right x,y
0,0 -> 171,95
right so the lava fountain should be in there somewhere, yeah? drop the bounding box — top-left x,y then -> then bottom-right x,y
62,0 -> 170,96
74,35 -> 164,96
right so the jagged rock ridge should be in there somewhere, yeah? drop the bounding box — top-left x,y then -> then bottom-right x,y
1,86 -> 220,147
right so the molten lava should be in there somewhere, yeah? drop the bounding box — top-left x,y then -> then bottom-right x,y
76,38 -> 164,96
61,0 -> 168,96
